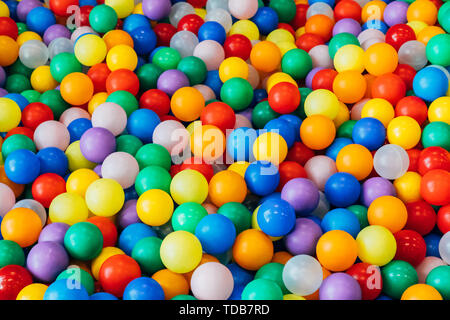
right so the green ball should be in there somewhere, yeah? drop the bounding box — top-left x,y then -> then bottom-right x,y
171,202 -> 208,233
64,222 -> 103,261
21,90 -> 41,103
177,56 -> 207,86
5,74 -> 31,93
255,263 -> 288,294
217,202 -> 252,234
17,23 -> 28,35
89,4 -> 118,33
135,165 -> 172,195
281,49 -> 312,80
337,120 -> 357,139
135,143 -> 172,170
292,87 -> 312,119
50,52 -> 82,83
381,260 -> 418,299
422,121 -> 450,151
252,100 -> 279,128
131,236 -> 164,275
171,294 -> 198,300
220,77 -> 254,111
152,47 -> 181,70
39,90 -> 69,119
116,134 -> 143,156
426,34 -> 450,66
2,134 -> 36,159
241,279 -> 283,300
347,205 -> 369,229
269,0 -> 296,23
56,267 -> 95,295
328,33 -> 360,59
106,90 -> 138,117
137,63 -> 163,91
0,240 -> 25,268
426,265 -> 450,300
406,89 -> 416,97
438,2 -> 450,33
7,60 -> 32,77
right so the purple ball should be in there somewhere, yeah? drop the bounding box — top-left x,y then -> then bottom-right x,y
238,108 -> 253,122
17,0 -> 43,22
26,241 -> 69,283
319,273 -> 362,300
284,218 -> 323,255
93,164 -> 102,177
332,18 -> 362,37
0,66 -> 5,87
79,127 -> 116,163
281,178 -> 320,215
38,222 -> 70,245
305,67 -> 324,89
117,200 -> 140,229
142,0 -> 172,21
360,177 -> 396,207
43,25 -> 71,46
0,88 -> 7,97
383,1 -> 409,27
157,69 -> 190,96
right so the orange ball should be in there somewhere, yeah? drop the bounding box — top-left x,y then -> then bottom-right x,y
417,26 -> 445,45
336,144 -> 373,180
103,30 -> 134,51
316,230 -> 358,272
300,115 -> 336,150
208,170 -> 247,207
250,41 -> 282,73
171,87 -> 205,122
406,0 -> 438,25
363,74 -> 377,99
60,72 -> 94,106
303,266 -> 331,300
333,71 -> 367,104
363,43 -> 398,76
152,269 -> 189,300
0,35 -> 18,66
190,124 -> 226,162
1,208 -> 42,248
183,253 -> 219,284
367,195 -> 408,233
361,1 -> 387,23
232,229 -> 273,271
271,251 -> 293,265
401,284 -> 443,300
304,14 -> 334,42
0,165 -> 24,197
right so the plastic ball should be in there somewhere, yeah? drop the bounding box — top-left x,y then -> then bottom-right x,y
356,225 -> 397,266
232,229 -> 273,271
160,230 -> 202,273
373,144 -> 410,180
101,152 -> 139,189
395,96 -> 428,126
4,149 -> 40,185
1,207 -> 41,248
316,230 -> 358,272
364,43 -> 398,76
300,115 -> 336,150
85,178 -> 124,217
0,98 -> 21,132
170,86 -> 204,122
122,277 -> 164,300
74,34 -> 107,67
63,222 -> 103,260
346,262 -> 382,300
170,169 -> 208,205
60,72 -> 94,106
16,283 -> 48,300
26,241 -> 69,283
422,121 -> 450,150
420,169 -> 450,206
319,272 -> 362,300
413,66 -> 448,102
99,254 -> 141,298
43,279 -> 89,300
382,260 -> 419,299
244,161 -> 280,197
428,97 -> 450,124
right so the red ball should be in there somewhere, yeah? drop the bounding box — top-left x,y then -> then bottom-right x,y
292,4 -> 308,29
276,161 -> 307,192
31,173 -> 67,208
153,23 -> 177,47
268,82 -> 301,114
0,17 -> 19,39
437,205 -> 450,234
223,34 -> 252,61
180,156 -> 214,182
49,0 -> 79,17
159,115 -> 179,122
405,201 -> 437,235
200,101 -> 236,133
21,102 -> 54,130
295,32 -> 325,52
79,5 -> 93,27
286,142 -> 315,166
395,96 -> 428,126
406,148 -> 421,172
311,69 -> 338,91
177,14 -> 204,35
371,73 -> 406,105
418,147 -> 450,176
0,265 -> 33,300
106,69 -> 139,95
346,262 -> 382,300
277,23 -> 296,37
385,24 -> 416,51
394,230 -> 427,266
169,163 -> 183,178
139,89 -> 170,117
4,127 -> 34,141
420,169 -> 450,206
99,254 -> 141,298
87,63 -> 111,93
334,0 -> 362,21
394,64 -> 416,90
86,216 -> 118,247
187,0 -> 207,8
429,0 -> 442,9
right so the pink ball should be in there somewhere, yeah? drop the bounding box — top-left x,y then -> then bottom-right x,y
304,155 -> 337,191
357,29 -> 385,45
228,0 -> 258,20
193,40 -> 225,71
415,256 -> 447,283
34,120 -> 70,151
101,152 -> 139,189
309,45 -> 333,69
152,120 -> 190,155
91,102 -> 127,136
351,98 -> 369,120
247,64 -> 260,89
234,114 -> 252,129
190,262 -> 234,300
0,183 -> 15,217
59,107 -> 91,127
193,84 -> 216,101
202,202 -> 218,214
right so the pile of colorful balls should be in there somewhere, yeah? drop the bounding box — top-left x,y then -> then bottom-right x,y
0,0 -> 449,301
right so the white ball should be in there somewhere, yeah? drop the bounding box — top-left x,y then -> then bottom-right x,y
34,120 -> 70,151
59,107 -> 91,127
373,144 -> 410,180
307,2 -> 334,20
228,0 -> 258,20
170,30 -> 199,58
439,232 -> 450,265
309,45 -> 333,68
13,199 -> 47,227
205,8 -> 232,33
48,37 -> 74,59
91,102 -> 127,136
152,120 -> 190,156
19,40 -> 49,69
193,40 -> 225,71
71,26 -> 98,43
282,254 -> 324,296
304,156 -> 337,191
206,0 -> 229,12
190,262 -> 234,300
101,152 -> 139,189
398,40 -> 427,71
0,183 -> 15,217
169,2 -> 195,26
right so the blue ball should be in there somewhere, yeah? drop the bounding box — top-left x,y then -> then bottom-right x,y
198,21 -> 227,44
43,279 -> 89,300
204,70 -> 223,98
279,114 -> 302,142
4,149 -> 40,184
228,285 -> 245,300
123,277 -> 165,300
259,192 -> 282,205
321,208 -> 360,238
251,7 -> 279,36
126,109 -> 160,143
324,172 -> 361,207
413,66 -> 448,102
424,233 -> 441,258
244,161 -> 280,196
195,214 -> 237,254
362,20 -> 388,33
352,117 -> 386,151
124,185 -> 139,202
4,93 -> 29,111
130,26 -> 157,56
4,1 -> 18,20
79,0 -> 97,6
118,223 -> 157,255
226,127 -> 257,162
26,7 -> 56,35
227,263 -> 254,287
254,88 -> 268,104
325,137 -> 353,161
309,0 -> 335,6
123,14 -> 152,33
36,147 -> 68,177
67,118 -> 92,143
264,118 -> 296,148
376,294 -> 392,300
257,198 -> 296,237
90,292 -> 119,300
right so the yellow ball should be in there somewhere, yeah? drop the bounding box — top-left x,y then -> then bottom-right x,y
133,2 -> 143,15
136,189 -> 174,226
267,29 -> 295,44
334,44 -> 365,73
0,1 -> 9,17
387,116 -> 421,149
186,120 -> 202,136
16,284 -> 48,300
106,44 -> 138,71
219,57 -> 249,83
170,169 -> 209,205
283,294 -> 306,300
393,171 -> 422,203
74,34 -> 107,66
401,284 -> 443,300
361,98 -> 395,127
0,97 -> 21,132
407,20 -> 428,36
195,8 -> 206,20
356,225 -> 397,267
17,32 -> 42,47
252,206 -> 282,241
428,97 -> 450,124
30,66 -> 58,93
65,141 -> 97,172
266,72 -> 297,92
160,230 -> 203,273
104,0 -> 134,18
88,92 -> 109,115
253,132 -> 288,165
49,192 -> 89,225
66,168 -> 100,198
295,27 -> 306,38
334,101 -> 350,128
228,161 -> 250,178
91,247 -> 125,280
85,178 -> 125,217
277,42 -> 298,56
229,20 -> 260,41
304,89 -> 340,120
